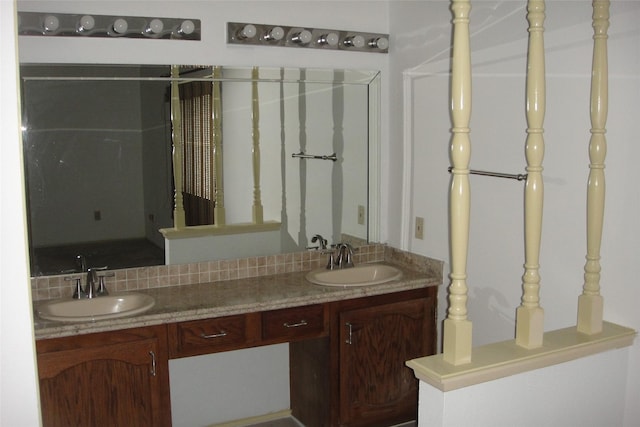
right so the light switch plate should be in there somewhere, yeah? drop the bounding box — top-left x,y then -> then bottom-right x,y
358,205 -> 366,225
415,216 -> 424,240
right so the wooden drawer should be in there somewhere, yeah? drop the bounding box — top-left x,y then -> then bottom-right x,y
168,313 -> 259,358
262,304 -> 327,342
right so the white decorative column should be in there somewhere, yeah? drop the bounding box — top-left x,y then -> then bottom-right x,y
443,0 -> 473,366
578,0 -> 609,335
170,65 -> 186,229
516,0 -> 546,349
251,67 -> 264,224
212,66 -> 226,225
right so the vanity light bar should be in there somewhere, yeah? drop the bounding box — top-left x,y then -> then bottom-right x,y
227,22 -> 389,54
17,11 -> 201,40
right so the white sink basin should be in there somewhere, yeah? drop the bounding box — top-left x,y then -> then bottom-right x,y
305,263 -> 403,287
38,293 -> 155,322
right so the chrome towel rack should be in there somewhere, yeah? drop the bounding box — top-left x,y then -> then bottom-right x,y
447,166 -> 528,181
292,151 -> 338,162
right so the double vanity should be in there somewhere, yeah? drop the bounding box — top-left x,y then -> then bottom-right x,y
33,246 -> 442,427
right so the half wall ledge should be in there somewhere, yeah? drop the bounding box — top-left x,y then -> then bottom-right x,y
407,321 -> 636,392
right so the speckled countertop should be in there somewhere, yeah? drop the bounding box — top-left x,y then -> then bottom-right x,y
33,261 -> 442,340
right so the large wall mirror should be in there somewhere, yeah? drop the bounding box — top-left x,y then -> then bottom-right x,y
21,64 -> 380,276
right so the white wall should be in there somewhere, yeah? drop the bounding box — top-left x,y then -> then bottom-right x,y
165,229 -> 283,264
0,1 -> 42,425
169,344 -> 289,426
15,0 -> 389,423
10,1 -> 638,425
390,1 -> 640,426
418,347 -> 631,427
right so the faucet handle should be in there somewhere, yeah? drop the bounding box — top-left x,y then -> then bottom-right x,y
96,272 -> 115,296
326,251 -> 336,270
65,276 -> 85,299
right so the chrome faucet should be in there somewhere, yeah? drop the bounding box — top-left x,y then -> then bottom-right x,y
310,234 -> 328,250
309,234 -> 336,269
74,255 -> 108,299
85,268 -> 98,299
336,243 -> 355,269
75,254 -> 87,273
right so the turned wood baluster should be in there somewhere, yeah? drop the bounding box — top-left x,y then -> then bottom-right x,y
212,66 -> 226,225
443,0 -> 473,366
251,67 -> 264,224
578,0 -> 609,335
516,0 -> 546,349
170,65 -> 186,229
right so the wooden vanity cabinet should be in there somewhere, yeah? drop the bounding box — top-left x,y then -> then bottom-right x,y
291,287 -> 437,427
35,286 -> 436,427
36,325 -> 171,427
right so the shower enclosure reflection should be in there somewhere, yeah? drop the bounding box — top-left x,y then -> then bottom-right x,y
21,64 -> 379,275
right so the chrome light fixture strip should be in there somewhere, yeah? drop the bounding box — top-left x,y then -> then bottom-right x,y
17,11 -> 201,40
227,22 -> 389,53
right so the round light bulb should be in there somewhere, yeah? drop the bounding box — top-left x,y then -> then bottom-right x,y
319,32 -> 339,47
266,26 -> 284,41
370,37 -> 389,50
179,20 -> 195,35
239,24 -> 257,39
148,18 -> 164,34
292,29 -> 312,45
113,18 -> 128,34
43,15 -> 59,32
345,35 -> 365,48
78,15 -> 95,32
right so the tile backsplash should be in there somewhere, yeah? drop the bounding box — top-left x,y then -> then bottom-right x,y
31,244 -> 443,302
31,244 -> 389,301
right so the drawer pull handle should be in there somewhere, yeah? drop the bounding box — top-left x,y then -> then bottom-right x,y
345,322 -> 353,345
200,331 -> 228,339
283,320 -> 308,328
149,351 -> 157,376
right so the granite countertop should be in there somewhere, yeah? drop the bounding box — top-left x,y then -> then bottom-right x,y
33,262 -> 441,340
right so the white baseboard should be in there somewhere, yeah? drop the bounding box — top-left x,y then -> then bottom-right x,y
207,409 -> 293,427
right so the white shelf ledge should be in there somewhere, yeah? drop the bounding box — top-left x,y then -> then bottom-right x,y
407,321 -> 636,392
160,221 -> 281,239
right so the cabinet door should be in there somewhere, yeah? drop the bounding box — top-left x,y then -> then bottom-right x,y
38,332 -> 170,427
339,297 -> 433,427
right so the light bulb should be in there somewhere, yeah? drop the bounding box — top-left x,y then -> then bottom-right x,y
147,18 -> 164,34
369,37 -> 389,50
344,35 -> 365,48
112,18 -> 128,34
318,32 -> 339,47
265,26 -> 284,41
179,20 -> 195,35
291,29 -> 312,45
77,15 -> 95,33
43,15 -> 59,32
238,24 -> 257,39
